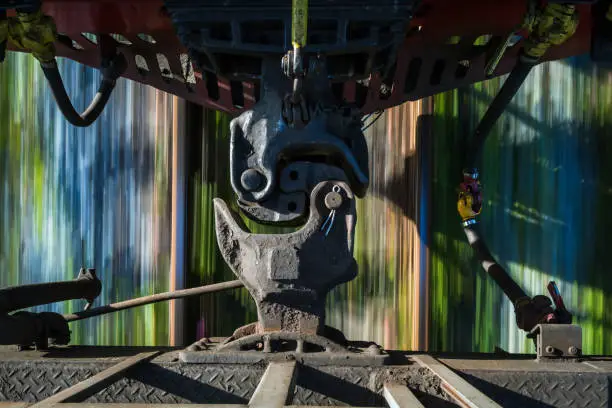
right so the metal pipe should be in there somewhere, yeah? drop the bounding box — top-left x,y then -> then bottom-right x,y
40,59 -> 118,127
0,274 -> 101,314
63,280 -> 244,322
467,54 -> 538,167
462,224 -> 527,303
39,35 -> 126,128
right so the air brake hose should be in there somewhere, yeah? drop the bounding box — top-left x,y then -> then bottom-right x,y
7,8 -> 127,127
40,50 -> 127,127
0,269 -> 101,314
457,175 -> 528,304
458,4 -> 579,325
462,224 -> 528,304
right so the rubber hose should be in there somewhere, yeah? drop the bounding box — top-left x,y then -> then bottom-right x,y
40,59 -> 117,127
0,277 -> 101,314
467,53 -> 539,168
462,223 -> 527,303
461,54 -> 541,302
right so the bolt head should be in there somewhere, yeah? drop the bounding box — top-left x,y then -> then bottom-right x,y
324,191 -> 343,210
568,346 -> 579,356
241,169 -> 265,192
545,345 -> 555,354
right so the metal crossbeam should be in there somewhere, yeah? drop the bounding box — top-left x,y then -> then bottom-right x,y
42,406 -> 244,408
29,351 -> 160,408
249,361 -> 298,408
412,355 -> 502,408
383,383 -> 425,407
0,405 -> 383,408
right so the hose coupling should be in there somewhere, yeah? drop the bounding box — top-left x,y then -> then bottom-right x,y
100,52 -> 128,84
461,218 -> 478,228
523,4 -> 579,59
8,8 -> 57,63
458,168 -> 483,223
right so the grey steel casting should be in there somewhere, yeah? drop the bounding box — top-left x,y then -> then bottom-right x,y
229,58 -> 369,225
214,180 -> 357,334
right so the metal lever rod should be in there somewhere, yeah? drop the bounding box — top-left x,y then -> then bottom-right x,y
63,280 -> 244,322
548,281 -> 564,310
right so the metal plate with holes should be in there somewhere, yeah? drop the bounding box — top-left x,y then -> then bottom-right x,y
533,324 -> 582,359
6,1 -> 592,115
164,0 -> 417,82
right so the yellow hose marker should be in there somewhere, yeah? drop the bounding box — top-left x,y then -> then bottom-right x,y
523,4 -> 578,59
292,0 -> 308,48
8,9 -> 57,63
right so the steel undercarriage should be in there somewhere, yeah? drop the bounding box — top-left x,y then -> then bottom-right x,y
0,345 -> 609,407
0,1 -> 610,407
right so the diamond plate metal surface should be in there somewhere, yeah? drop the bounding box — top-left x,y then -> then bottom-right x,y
1,357 -> 610,407
293,366 -> 381,406
89,365 -> 264,404
0,362 -> 102,402
0,362 -> 264,404
462,370 -> 610,408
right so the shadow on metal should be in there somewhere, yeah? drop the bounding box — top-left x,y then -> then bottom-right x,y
295,365 -> 382,407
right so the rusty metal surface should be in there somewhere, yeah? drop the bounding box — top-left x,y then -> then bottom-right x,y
440,356 -> 612,373
248,361 -> 297,408
413,355 -> 501,408
6,1 -> 592,116
460,370 -> 609,408
0,359 -> 441,406
0,361 -> 265,404
0,346 -> 181,362
0,362 -> 100,402
29,352 -> 160,408
0,348 -> 610,406
180,338 -> 389,366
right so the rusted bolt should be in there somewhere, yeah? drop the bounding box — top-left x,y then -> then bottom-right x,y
568,346 -> 579,356
545,345 -> 555,354
325,190 -> 343,210
241,168 -> 265,192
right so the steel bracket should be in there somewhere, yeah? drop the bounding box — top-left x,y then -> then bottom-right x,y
530,324 -> 582,360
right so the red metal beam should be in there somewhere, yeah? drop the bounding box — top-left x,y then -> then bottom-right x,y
6,1 -> 593,115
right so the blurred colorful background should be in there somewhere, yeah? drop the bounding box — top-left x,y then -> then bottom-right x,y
1,51 -> 610,355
